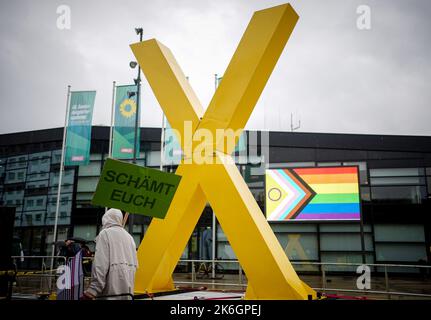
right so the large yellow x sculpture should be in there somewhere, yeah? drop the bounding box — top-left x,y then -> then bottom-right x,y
130,3 -> 316,299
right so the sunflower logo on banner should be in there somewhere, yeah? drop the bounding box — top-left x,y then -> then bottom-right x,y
112,85 -> 140,159
119,99 -> 137,118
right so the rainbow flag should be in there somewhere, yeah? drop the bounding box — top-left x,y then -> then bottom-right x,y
265,167 -> 361,221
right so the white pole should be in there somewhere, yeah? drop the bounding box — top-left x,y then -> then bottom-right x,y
108,81 -> 116,158
50,85 -> 71,281
106,81 -> 116,213
160,113 -> 165,171
212,74 -> 218,279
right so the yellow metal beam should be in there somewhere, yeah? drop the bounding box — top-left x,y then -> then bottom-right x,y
130,3 -> 316,299
199,4 -> 299,154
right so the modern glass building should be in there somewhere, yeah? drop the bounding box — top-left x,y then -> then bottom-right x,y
1,127 -> 430,272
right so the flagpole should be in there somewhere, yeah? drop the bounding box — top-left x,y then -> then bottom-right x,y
129,28 -> 143,234
50,84 -> 71,285
106,81 -> 116,213
108,81 -> 116,158
211,74 -> 219,279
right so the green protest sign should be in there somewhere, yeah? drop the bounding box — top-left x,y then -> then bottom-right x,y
92,158 -> 181,219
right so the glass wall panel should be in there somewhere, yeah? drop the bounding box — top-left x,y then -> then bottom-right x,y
371,186 -> 426,203
24,195 -> 47,211
375,244 -> 426,262
274,233 -> 319,261
28,152 -> 51,174
317,162 -> 341,167
146,151 -> 161,167
46,194 -> 72,225
320,234 -> 373,251
21,210 -> 46,227
26,172 -> 50,182
269,162 -> 315,169
370,168 -> 424,177
7,155 -> 28,170
360,186 -> 371,201
73,225 -> 97,241
51,150 -> 62,164
319,224 -> 372,233
370,177 -> 424,186
77,177 -> 99,192
374,224 -> 425,242
78,161 -> 101,177
5,169 -> 27,183
321,253 -> 374,271
271,224 -> 317,233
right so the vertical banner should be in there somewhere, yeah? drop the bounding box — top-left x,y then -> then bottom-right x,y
64,91 -> 96,166
112,85 -> 140,159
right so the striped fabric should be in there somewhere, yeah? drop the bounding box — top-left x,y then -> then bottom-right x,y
265,166 -> 361,221
57,250 -> 84,300
293,167 -> 360,221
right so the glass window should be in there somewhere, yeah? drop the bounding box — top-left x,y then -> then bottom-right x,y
7,155 -> 27,169
49,169 -> 74,186
24,196 -> 46,211
321,253 -> 374,271
271,224 -> 317,233
370,176 -> 424,186
51,150 -> 62,164
319,224 -> 372,232
427,177 -> 431,194
76,193 -> 94,201
73,225 -> 97,241
90,153 -> 102,161
28,152 -> 51,174
317,162 -> 342,167
360,186 -> 370,201
26,199 -> 34,208
275,233 -> 319,261
146,151 -> 161,167
371,186 -> 426,203
27,172 -> 49,182
78,161 -> 101,177
370,168 -> 424,177
374,224 -> 425,242
376,243 -> 426,262
77,177 -> 99,192
320,234 -> 373,251
270,162 -> 315,169
426,168 -> 431,176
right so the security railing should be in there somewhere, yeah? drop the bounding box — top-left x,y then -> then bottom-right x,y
7,256 -> 431,300
175,259 -> 431,299
10,255 -> 67,298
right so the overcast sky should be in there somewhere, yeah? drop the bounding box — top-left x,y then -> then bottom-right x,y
0,0 -> 430,136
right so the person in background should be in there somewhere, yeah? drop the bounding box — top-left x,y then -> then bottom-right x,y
82,208 -> 138,300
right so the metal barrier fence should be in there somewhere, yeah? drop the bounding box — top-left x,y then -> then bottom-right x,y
10,256 -> 67,297
176,259 -> 431,299
7,256 -> 431,299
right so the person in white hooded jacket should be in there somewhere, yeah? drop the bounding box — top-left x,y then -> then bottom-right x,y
82,208 -> 138,300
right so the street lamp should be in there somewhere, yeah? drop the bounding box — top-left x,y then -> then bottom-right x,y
128,27 -> 143,234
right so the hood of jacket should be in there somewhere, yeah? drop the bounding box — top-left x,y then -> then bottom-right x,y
102,208 -> 123,229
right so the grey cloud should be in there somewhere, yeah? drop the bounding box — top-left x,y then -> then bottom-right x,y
0,0 -> 430,136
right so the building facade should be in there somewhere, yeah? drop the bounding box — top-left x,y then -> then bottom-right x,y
1,127 -> 430,272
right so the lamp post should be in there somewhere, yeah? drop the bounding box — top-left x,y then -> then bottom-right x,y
128,27 -> 143,234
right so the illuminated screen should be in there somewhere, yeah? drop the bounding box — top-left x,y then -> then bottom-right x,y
265,166 -> 361,221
